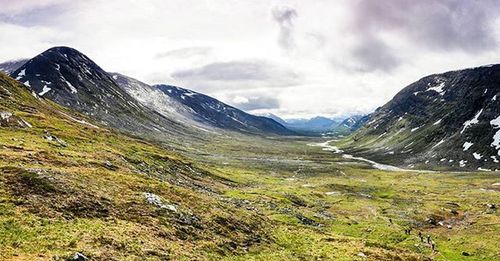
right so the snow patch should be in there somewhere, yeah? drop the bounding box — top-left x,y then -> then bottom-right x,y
64,79 -> 78,93
15,69 -> 26,80
38,85 -> 51,96
427,80 -> 446,96
473,152 -> 483,160
461,109 -> 483,134
432,139 -> 445,148
463,142 -> 473,151
490,115 -> 500,152
433,119 -> 442,125
459,160 -> 467,167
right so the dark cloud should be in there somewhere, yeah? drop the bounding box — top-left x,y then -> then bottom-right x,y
352,0 -> 499,52
231,96 -> 280,111
271,6 -> 298,50
171,60 -> 299,84
351,35 -> 401,72
343,0 -> 500,72
155,47 -> 211,59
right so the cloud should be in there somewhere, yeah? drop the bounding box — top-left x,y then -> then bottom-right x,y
271,5 -> 298,50
171,60 -> 300,89
351,0 -> 500,53
333,0 -> 500,73
230,95 -> 280,111
0,0 -> 71,15
350,35 -> 401,72
155,47 -> 212,59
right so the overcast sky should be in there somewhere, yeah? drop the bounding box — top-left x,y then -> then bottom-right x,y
1,0 -> 500,119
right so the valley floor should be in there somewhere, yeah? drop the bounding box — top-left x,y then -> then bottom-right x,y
1,128 -> 499,260
180,135 -> 500,260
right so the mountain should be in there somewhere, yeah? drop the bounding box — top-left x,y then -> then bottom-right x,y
154,84 -> 294,135
263,113 -> 288,126
7,47 -> 210,141
0,59 -> 28,74
262,114 -> 367,135
262,116 -> 342,134
339,64 -> 500,170
112,73 -> 294,135
4,47 -> 292,137
324,115 -> 367,136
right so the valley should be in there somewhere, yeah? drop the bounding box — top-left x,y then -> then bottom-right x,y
1,79 -> 497,260
0,48 -> 499,260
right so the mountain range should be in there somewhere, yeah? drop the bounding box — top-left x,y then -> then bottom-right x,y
2,47 -> 293,140
265,114 -> 365,135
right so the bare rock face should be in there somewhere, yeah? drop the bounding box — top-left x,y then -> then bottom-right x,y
0,111 -> 32,128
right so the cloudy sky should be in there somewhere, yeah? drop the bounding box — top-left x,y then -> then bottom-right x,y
1,0 -> 500,119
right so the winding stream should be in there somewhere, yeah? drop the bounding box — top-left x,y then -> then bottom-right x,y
309,140 -> 406,171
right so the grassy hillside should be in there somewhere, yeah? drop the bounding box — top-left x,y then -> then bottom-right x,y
0,73 -> 269,260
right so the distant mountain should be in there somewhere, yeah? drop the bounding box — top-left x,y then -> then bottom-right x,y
110,74 -> 295,135
8,46 -> 196,140
339,64 -> 500,170
285,116 -> 341,132
0,59 -> 28,74
263,114 -> 366,135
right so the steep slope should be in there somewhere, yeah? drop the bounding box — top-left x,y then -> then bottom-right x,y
0,72 -> 269,259
339,64 -> 500,170
155,84 -> 294,135
110,73 -> 211,130
111,73 -> 293,135
0,59 -> 28,74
